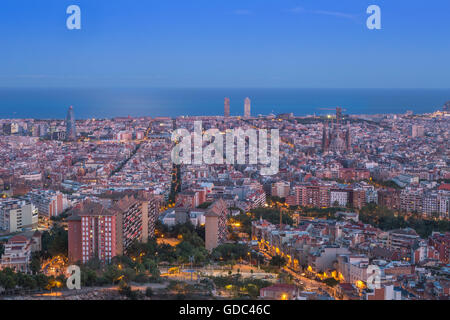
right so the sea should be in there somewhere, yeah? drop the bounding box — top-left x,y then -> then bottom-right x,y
0,88 -> 449,119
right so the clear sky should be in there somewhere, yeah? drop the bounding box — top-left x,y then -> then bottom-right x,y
1,0 -> 449,88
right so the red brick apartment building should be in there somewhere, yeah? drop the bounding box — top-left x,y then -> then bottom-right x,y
429,232 -> 450,264
286,185 -> 330,208
68,194 -> 159,264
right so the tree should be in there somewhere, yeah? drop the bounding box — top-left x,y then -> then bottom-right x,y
229,230 -> 239,242
41,224 -> 68,257
323,278 -> 339,287
30,252 -> 41,274
246,283 -> 260,298
118,280 -> 139,300
197,202 -> 213,209
157,244 -> 177,263
145,287 -> 153,297
155,220 -> 169,236
250,208 -> 294,226
143,259 -> 160,279
134,273 -> 149,284
119,280 -> 132,294
175,241 -> 208,264
270,255 -> 287,268
103,264 -> 122,284
80,267 -> 98,287
0,269 -> 16,290
127,239 -> 158,259
22,274 -> 38,290
195,225 -> 205,241
35,274 -> 49,289
359,204 -> 450,238
211,243 -> 249,263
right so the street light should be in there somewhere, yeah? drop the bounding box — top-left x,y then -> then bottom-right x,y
189,256 -> 194,281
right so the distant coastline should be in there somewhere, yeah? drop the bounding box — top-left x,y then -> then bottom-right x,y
0,87 -> 449,120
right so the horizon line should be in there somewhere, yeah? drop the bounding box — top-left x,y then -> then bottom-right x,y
1,86 -> 450,90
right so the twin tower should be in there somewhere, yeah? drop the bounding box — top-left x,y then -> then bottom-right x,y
224,97 -> 251,118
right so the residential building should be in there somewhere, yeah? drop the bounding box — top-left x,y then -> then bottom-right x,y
224,97 -> 230,117
0,235 -> 33,273
29,190 -> 68,218
68,194 -> 156,263
0,198 -> 38,233
260,284 -> 299,300
271,181 -> 290,198
428,232 -> 450,264
331,189 -> 349,207
204,199 -> 228,252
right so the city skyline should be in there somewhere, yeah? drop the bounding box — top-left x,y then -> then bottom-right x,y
1,106 -> 449,301
2,88 -> 450,120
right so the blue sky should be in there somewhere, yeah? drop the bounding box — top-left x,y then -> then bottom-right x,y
0,0 -> 449,88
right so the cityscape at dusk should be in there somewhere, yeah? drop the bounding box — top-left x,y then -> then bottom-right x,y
0,0 -> 449,312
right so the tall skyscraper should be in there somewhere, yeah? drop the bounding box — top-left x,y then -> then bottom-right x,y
244,97 -> 251,118
66,106 -> 77,141
224,97 -> 230,117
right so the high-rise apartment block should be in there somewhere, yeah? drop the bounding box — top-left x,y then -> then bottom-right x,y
66,105 -> 77,141
29,190 -> 68,218
0,198 -> 38,233
286,185 -> 331,208
68,200 -> 117,264
244,97 -> 251,118
224,97 -> 230,117
68,194 -> 159,263
204,199 -> 228,252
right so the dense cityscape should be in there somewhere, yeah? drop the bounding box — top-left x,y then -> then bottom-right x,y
0,99 -> 448,300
